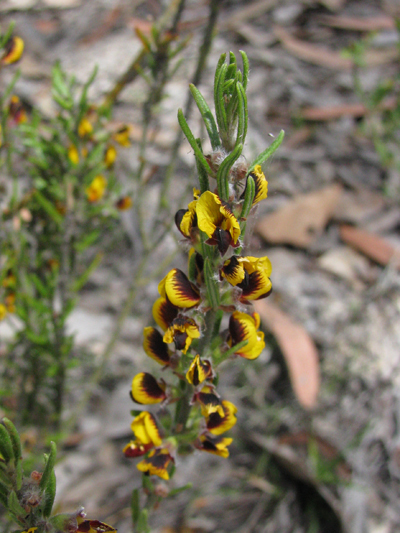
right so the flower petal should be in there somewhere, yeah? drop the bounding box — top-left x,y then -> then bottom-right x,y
130,412 -> 162,447
2,37 -> 24,65
131,373 -> 166,404
136,448 -> 174,480
123,440 -> 152,458
152,297 -> 179,331
206,400 -> 237,435
221,256 -> 245,286
163,317 -> 200,354
143,327 -> 171,365
196,386 -> 224,417
186,355 -> 212,386
228,311 -> 265,360
158,269 -> 200,308
251,165 -> 268,205
197,434 -> 232,458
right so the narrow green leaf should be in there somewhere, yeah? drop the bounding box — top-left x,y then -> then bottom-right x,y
2,419 -> 21,464
1,70 -> 21,107
33,190 -> 63,226
240,175 -> 255,219
216,143 -> 243,201
214,63 -> 228,138
42,470 -> 56,517
0,482 -> 8,507
0,22 -> 16,49
204,258 -> 220,310
52,62 -> 70,100
79,65 -> 98,110
28,273 -> 49,299
195,138 -> 209,193
189,84 -> 220,150
137,509 -> 150,533
177,109 -> 213,177
240,50 -> 249,90
236,82 -> 248,147
71,252 -> 103,292
248,130 -> 285,172
52,92 -> 73,111
39,442 -> 57,492
7,491 -> 25,517
168,483 -> 193,497
0,424 -> 14,464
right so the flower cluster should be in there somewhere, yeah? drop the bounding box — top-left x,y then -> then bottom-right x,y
124,163 -> 272,478
123,52 -> 283,520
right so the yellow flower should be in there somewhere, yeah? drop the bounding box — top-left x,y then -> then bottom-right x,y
5,293 -> 16,313
197,434 -> 233,458
143,326 -> 171,366
196,191 -> 241,255
196,386 -> 224,417
78,118 -> 93,138
131,373 -> 166,404
137,448 -> 174,480
68,145 -> 79,165
186,355 -> 212,386
244,164 -> 268,205
130,411 -> 162,447
158,269 -> 200,308
0,304 -> 7,321
116,196 -> 132,210
9,95 -> 27,124
113,125 -> 130,147
76,514 -> 116,533
86,175 -> 107,203
163,317 -> 200,354
221,255 -> 272,301
228,311 -> 265,360
1,37 -> 24,65
104,145 -> 117,167
206,400 -> 237,435
152,297 -> 179,331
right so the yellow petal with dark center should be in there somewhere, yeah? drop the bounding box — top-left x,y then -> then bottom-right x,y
2,37 -> 24,64
113,125 -> 130,147
198,434 -> 232,458
221,256 -> 245,286
251,165 -> 268,205
186,355 -> 212,386
179,199 -> 197,237
197,387 -> 224,417
158,269 -> 200,308
130,412 -> 162,447
131,373 -> 166,404
228,311 -> 265,360
143,326 -> 170,365
136,448 -> 173,480
206,400 -> 238,435
152,297 -> 179,331
196,191 -> 224,238
104,145 -> 117,167
163,318 -> 200,354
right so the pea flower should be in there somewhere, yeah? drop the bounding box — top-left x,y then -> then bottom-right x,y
1,36 -> 24,65
206,400 -> 237,435
68,145 -> 80,165
196,434 -> 233,458
143,327 -> 171,366
221,255 -> 272,301
158,269 -> 200,308
196,191 -> 241,255
130,373 -> 166,404
116,196 -> 133,210
137,448 -> 174,480
113,125 -> 130,147
186,355 -> 212,386
195,386 -> 224,417
241,165 -> 268,206
0,304 -> 7,321
123,411 -> 162,458
86,175 -> 107,203
163,317 -> 200,354
228,311 -> 265,359
78,118 -> 93,138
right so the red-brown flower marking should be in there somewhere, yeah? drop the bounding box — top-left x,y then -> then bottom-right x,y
206,400 -> 237,435
221,256 -> 272,301
1,37 -> 24,65
136,448 -> 174,480
143,327 -> 171,366
76,514 -> 116,533
228,311 -> 265,359
186,355 -> 213,386
241,165 -> 268,206
196,434 -> 233,458
195,386 -> 224,417
158,269 -> 200,308
152,297 -> 179,331
163,316 -> 200,354
130,373 -> 166,404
